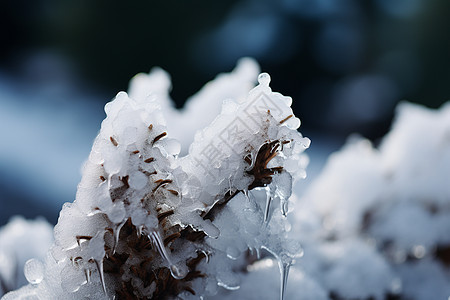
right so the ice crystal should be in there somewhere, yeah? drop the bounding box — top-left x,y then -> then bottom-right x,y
3,61 -> 309,299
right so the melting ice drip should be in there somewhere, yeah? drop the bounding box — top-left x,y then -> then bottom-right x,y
2,65 -> 309,300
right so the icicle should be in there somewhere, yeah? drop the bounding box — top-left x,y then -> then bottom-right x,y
242,188 -> 249,201
280,197 -> 288,217
84,268 -> 91,283
137,225 -> 144,237
112,220 -> 126,255
264,186 -> 273,223
271,141 -> 281,154
278,259 -> 291,300
248,247 -> 261,260
94,259 -> 107,295
148,230 -> 187,280
199,250 -> 210,263
255,247 -> 261,260
247,151 -> 258,172
261,246 -> 293,300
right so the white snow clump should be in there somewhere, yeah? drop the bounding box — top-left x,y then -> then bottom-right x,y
294,101 -> 450,300
3,58 -> 309,300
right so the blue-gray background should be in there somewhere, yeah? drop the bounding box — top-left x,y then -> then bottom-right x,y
1,0 -> 449,225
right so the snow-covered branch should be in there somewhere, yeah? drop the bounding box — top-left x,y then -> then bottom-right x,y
2,60 -> 309,299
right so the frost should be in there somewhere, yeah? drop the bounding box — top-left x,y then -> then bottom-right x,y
3,59 -> 309,299
128,57 -> 260,155
294,101 -> 450,300
5,57 -> 448,299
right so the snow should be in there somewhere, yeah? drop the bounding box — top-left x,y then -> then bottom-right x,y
128,57 -> 260,155
2,60 -> 450,300
2,59 -> 309,299
292,101 -> 450,300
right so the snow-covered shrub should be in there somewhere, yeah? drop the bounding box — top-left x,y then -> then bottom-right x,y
297,102 -> 450,300
4,55 -> 448,300
2,60 -> 310,299
0,217 -> 53,297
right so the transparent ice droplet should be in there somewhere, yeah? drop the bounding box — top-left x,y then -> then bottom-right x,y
169,264 -> 188,280
24,259 -> 44,285
258,73 -> 271,86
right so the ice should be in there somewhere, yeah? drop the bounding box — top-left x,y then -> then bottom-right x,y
3,60 -> 310,299
264,186 -> 274,223
288,101 -> 450,300
0,217 -> 53,297
1,285 -> 39,300
61,264 -> 87,293
12,63 -> 450,300
225,246 -> 240,260
129,58 -> 260,155
217,270 -> 241,291
93,259 -> 106,294
120,126 -> 138,145
257,72 -> 271,86
112,220 -> 126,255
87,233 -> 105,261
148,230 -> 187,280
24,259 -> 44,285
221,99 -> 239,115
104,203 -> 125,224
128,171 -> 148,190
278,259 -> 290,300
211,260 -> 328,300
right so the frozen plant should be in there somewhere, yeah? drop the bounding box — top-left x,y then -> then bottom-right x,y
297,102 -> 450,300
3,61 -> 310,299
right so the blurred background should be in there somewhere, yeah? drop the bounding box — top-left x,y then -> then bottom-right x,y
0,0 -> 449,226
